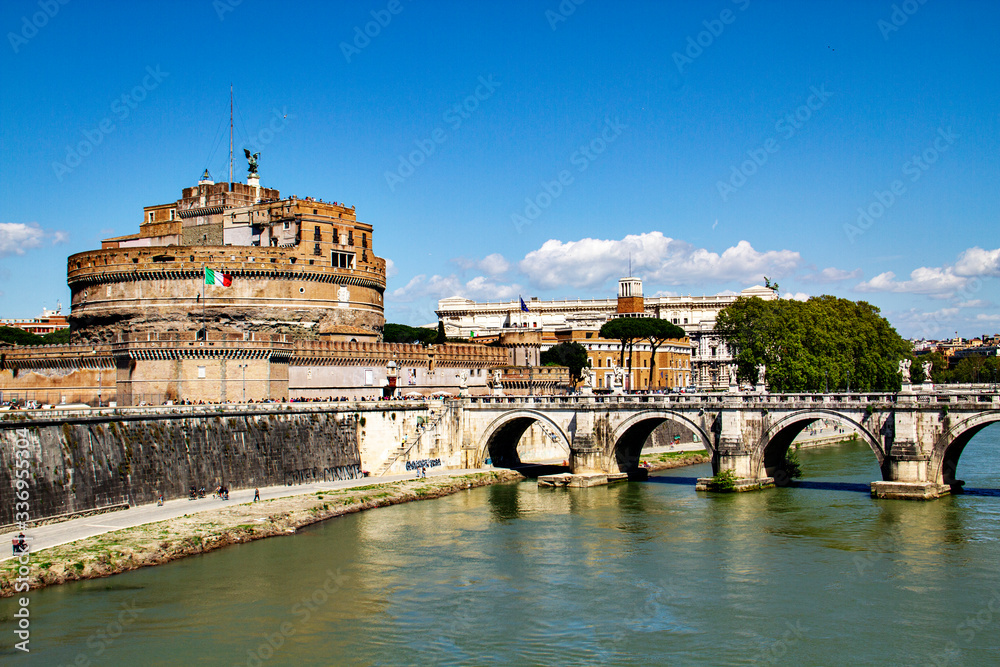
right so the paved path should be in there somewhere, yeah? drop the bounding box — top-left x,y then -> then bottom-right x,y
2,466 -> 490,562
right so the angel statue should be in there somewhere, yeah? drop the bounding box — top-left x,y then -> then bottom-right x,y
922,360 -> 933,383
898,358 -> 911,383
244,148 -> 260,177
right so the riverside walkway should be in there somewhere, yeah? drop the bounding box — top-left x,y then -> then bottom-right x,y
1,467 -> 489,562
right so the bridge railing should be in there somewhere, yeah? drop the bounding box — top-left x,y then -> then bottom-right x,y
462,389 -> 998,409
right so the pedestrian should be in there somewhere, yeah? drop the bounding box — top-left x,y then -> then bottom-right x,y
253,488 -> 260,502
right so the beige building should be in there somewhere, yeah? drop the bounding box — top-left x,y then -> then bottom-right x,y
437,278 -> 777,390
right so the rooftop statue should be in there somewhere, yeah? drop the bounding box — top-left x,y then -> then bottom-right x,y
244,148 -> 260,177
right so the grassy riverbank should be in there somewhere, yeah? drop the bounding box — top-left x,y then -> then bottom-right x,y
641,450 -> 710,470
0,470 -> 523,597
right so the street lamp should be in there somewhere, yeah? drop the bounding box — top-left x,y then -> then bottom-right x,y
846,370 -> 850,394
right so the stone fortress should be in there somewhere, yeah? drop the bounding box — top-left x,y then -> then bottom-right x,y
71,170 -> 386,343
1,160 -> 532,405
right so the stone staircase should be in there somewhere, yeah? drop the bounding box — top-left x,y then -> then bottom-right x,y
375,412 -> 446,477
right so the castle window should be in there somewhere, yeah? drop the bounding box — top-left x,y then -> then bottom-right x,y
148,211 -> 154,222
348,231 -> 354,246
331,251 -> 355,269
362,233 -> 368,249
313,244 -> 321,256
314,226 -> 321,241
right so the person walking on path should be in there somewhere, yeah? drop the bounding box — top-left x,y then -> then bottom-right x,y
253,488 -> 260,502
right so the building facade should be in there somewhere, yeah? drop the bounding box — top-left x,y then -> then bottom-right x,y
437,279 -> 778,390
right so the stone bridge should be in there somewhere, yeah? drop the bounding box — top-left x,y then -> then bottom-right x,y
457,389 -> 1000,499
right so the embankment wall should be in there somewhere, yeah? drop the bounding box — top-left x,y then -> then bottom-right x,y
0,407 -> 367,526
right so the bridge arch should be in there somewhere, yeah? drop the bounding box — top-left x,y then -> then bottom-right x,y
929,410 -> 1000,487
752,410 -> 884,481
610,410 -> 714,473
476,410 -> 571,469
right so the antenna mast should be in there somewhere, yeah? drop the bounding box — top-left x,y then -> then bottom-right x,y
228,84 -> 233,184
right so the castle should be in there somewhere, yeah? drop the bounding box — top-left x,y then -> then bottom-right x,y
1,167 -> 539,405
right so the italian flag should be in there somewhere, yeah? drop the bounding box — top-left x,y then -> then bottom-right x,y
204,268 -> 232,287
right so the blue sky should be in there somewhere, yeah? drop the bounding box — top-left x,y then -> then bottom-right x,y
1,0 -> 998,339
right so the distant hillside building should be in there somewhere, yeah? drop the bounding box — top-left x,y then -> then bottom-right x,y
437,279 -> 778,390
0,306 -> 69,336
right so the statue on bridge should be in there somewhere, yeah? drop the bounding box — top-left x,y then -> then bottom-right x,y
756,364 -> 766,385
491,369 -> 504,397
898,359 -> 912,383
728,364 -> 738,388
922,360 -> 933,383
612,364 -> 625,394
581,368 -> 595,395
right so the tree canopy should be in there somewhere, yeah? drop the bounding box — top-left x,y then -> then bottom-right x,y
0,326 -> 71,346
540,341 -> 591,385
383,323 -> 438,345
715,295 -> 914,392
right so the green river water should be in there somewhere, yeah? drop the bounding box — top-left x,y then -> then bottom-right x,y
3,424 -> 1000,666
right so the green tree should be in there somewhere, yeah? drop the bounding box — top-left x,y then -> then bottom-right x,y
383,323 -> 437,345
599,318 -> 647,378
716,295 -> 912,392
41,329 -> 72,345
0,326 -> 43,346
540,341 -> 591,385
436,320 -> 446,344
640,319 -> 687,388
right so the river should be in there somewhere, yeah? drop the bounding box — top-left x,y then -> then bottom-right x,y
3,424 -> 999,666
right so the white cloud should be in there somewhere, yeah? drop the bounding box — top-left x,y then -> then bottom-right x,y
384,258 -> 398,280
518,232 -> 800,289
957,299 -> 992,309
476,253 -> 510,276
856,246 -> 1000,298
856,268 -> 967,297
975,313 -> 1000,322
0,223 -> 46,256
389,273 -> 520,304
803,267 -> 862,282
782,292 -> 810,301
954,247 -> 1000,277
